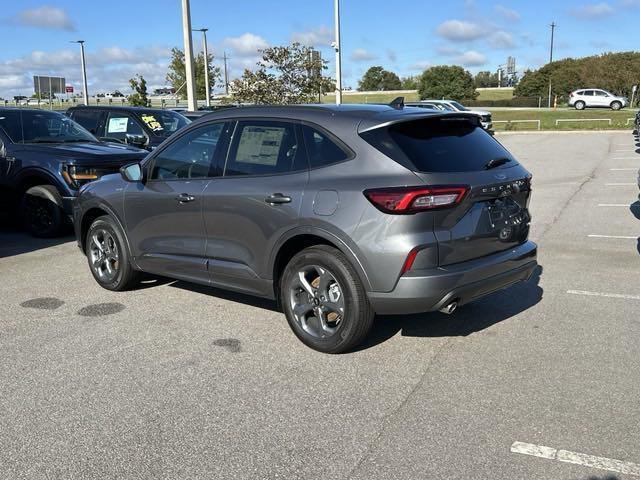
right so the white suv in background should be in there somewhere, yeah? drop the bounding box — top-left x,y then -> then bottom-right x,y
569,89 -> 627,110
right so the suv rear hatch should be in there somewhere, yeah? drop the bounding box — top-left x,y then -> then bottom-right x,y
360,114 -> 532,267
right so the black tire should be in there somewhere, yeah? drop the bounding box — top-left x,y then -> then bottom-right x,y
20,185 -> 66,238
611,101 -> 622,111
574,101 -> 586,110
280,245 -> 374,354
85,215 -> 141,291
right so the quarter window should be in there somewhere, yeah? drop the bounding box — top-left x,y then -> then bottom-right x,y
225,120 -> 306,176
301,125 -> 350,169
150,123 -> 225,180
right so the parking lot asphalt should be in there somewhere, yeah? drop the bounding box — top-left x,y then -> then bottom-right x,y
1,130 -> 639,480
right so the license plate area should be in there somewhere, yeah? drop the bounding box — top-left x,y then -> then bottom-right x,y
487,197 -> 530,242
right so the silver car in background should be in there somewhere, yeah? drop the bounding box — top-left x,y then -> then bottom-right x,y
569,89 -> 628,110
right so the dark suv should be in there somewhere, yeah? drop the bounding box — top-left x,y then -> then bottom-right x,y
0,108 -> 147,237
74,105 -> 537,353
67,106 -> 190,151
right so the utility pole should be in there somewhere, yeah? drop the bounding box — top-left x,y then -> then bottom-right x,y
333,0 -> 343,105
223,52 -> 229,95
71,40 -> 89,105
548,21 -> 556,108
181,0 -> 197,111
194,28 -> 211,107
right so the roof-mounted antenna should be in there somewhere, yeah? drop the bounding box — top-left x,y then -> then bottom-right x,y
389,96 -> 404,109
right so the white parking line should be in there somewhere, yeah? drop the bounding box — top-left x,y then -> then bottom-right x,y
588,234 -> 637,239
511,441 -> 640,476
597,204 -> 631,207
567,289 -> 640,300
609,168 -> 637,171
605,183 -> 636,186
611,157 -> 639,160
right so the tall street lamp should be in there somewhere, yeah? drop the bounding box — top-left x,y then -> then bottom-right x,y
71,40 -> 89,105
333,0 -> 343,105
181,0 -> 198,111
193,28 -> 211,107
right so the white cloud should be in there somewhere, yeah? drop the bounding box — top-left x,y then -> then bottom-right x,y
350,48 -> 377,62
436,20 -> 486,42
291,26 -> 333,46
494,5 -> 521,21
17,6 -> 75,31
454,50 -> 487,67
488,31 -> 516,49
570,2 -> 614,18
408,60 -> 432,71
223,33 -> 269,57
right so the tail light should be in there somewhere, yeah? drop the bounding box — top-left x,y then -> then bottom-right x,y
364,186 -> 468,214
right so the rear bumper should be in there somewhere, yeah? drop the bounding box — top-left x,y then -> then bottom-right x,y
367,241 -> 537,315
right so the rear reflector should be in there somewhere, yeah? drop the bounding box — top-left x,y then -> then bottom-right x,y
400,247 -> 420,275
364,186 -> 468,213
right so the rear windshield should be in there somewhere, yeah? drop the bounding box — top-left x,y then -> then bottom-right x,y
361,117 -> 516,173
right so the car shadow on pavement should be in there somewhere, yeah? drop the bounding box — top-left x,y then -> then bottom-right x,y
357,265 -> 544,351
170,281 -> 281,313
0,214 -> 74,259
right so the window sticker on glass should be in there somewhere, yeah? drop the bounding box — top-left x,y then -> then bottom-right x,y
235,126 -> 285,166
141,114 -> 164,132
108,117 -> 128,133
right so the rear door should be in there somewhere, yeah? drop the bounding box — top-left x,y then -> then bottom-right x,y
201,118 -> 308,296
362,116 -> 532,266
124,122 -> 229,283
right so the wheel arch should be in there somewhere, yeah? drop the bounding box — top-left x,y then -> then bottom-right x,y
79,202 -> 132,260
270,227 -> 373,298
15,168 -> 65,197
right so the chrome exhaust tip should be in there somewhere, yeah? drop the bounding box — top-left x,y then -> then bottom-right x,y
439,301 -> 458,315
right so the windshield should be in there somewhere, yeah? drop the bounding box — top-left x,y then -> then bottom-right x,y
448,101 -> 468,111
0,110 -> 97,143
136,110 -> 190,137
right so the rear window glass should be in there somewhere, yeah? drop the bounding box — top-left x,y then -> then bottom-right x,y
361,117 -> 516,173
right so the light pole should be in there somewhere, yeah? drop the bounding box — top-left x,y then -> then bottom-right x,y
71,40 -> 89,105
193,28 -> 211,107
548,22 -> 556,108
333,0 -> 343,105
181,0 -> 198,111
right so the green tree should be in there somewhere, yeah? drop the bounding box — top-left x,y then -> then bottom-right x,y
474,70 -> 499,88
358,66 -> 402,91
230,42 -> 334,105
401,75 -> 419,90
418,65 -> 477,100
166,47 -> 221,100
128,74 -> 148,106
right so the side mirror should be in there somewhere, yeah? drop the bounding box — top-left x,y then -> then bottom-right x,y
0,143 -> 6,159
120,163 -> 143,182
125,133 -> 147,149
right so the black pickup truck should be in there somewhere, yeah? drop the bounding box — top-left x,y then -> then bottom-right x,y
0,108 -> 147,237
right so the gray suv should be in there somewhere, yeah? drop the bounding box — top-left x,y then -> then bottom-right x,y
74,105 -> 537,353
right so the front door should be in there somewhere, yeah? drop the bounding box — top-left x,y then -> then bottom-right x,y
124,122 -> 229,284
202,119 -> 309,296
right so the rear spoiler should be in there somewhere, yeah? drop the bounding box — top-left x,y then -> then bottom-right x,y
388,96 -> 405,109
358,112 -> 481,133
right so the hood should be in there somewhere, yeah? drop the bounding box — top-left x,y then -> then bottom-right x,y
467,109 -> 491,116
24,141 -> 148,165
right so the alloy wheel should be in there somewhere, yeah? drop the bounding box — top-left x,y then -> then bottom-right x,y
89,229 -> 120,283
288,265 -> 346,339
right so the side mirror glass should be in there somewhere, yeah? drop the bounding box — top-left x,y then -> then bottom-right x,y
125,133 -> 147,148
120,163 -> 143,182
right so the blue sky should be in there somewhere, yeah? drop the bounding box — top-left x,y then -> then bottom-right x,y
1,0 -> 639,97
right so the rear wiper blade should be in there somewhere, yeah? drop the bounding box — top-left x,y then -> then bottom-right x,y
484,157 -> 511,170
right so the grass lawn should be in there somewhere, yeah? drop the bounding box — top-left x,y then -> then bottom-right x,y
490,108 -> 636,130
321,91 -> 420,104
476,88 -> 514,101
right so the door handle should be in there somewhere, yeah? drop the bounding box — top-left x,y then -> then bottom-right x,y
265,193 -> 292,205
176,193 -> 195,203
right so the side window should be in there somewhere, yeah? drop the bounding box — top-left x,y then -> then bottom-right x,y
224,120 -> 306,176
150,123 -> 225,180
584,90 -> 595,96
105,113 -> 144,141
301,124 -> 350,169
70,110 -> 100,134
595,90 -> 608,97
